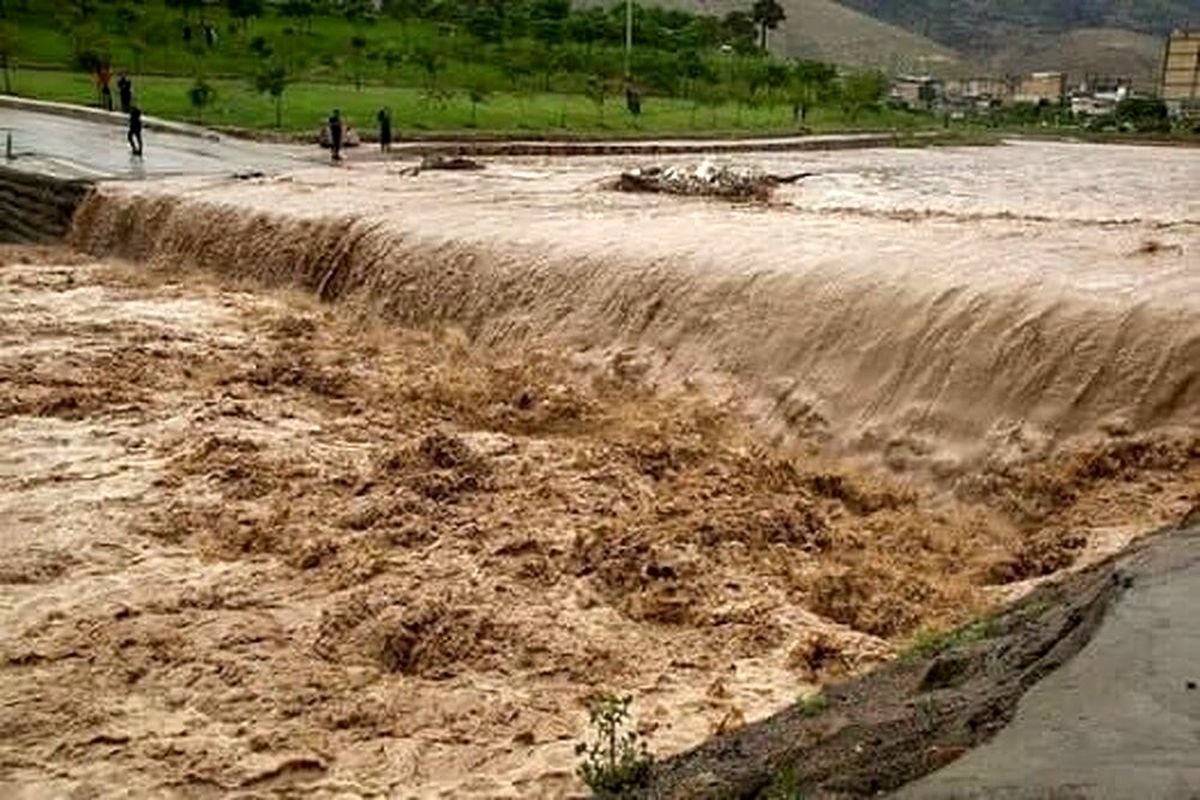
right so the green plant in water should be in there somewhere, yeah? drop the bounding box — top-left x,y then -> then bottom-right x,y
796,691 -> 827,717
575,693 -> 653,797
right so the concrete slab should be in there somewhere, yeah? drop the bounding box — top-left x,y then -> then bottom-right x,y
0,106 -> 305,180
895,525 -> 1200,800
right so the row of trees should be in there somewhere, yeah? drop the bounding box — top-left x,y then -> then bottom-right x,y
155,0 -> 789,55
9,0 -> 894,129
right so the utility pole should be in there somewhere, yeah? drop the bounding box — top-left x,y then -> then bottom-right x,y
624,0 -> 633,79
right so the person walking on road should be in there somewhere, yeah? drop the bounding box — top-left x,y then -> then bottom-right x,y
328,109 -> 343,162
127,105 -> 143,158
376,107 -> 392,154
117,74 -> 133,114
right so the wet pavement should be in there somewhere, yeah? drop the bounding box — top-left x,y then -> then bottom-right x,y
896,524 -> 1200,800
0,107 -> 305,180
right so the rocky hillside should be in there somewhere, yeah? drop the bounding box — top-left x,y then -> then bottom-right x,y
655,0 -> 1195,84
832,0 -> 1198,84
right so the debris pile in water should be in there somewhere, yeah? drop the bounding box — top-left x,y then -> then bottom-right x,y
398,154 -> 486,177
613,160 -> 812,201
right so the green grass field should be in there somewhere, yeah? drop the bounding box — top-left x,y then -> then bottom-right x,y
1,0 -> 942,138
7,67 -> 933,138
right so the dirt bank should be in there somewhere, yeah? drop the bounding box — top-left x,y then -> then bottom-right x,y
1,243 -> 1196,798
0,166 -> 91,243
637,518 -> 1200,799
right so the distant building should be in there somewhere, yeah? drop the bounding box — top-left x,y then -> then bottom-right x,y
1070,76 -> 1133,117
1013,72 -> 1066,105
889,75 -> 943,109
944,76 -> 1012,108
1160,29 -> 1200,115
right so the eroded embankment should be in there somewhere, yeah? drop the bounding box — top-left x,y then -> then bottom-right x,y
69,176 -> 1200,477
0,166 -> 92,244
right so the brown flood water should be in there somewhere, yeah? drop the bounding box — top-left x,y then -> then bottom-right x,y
1,141 -> 1197,798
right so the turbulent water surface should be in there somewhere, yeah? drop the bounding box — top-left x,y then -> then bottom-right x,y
72,140 -> 1200,465
1,141 -> 1196,798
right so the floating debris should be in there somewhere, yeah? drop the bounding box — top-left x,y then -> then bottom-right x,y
397,154 -> 486,177
612,160 -> 813,202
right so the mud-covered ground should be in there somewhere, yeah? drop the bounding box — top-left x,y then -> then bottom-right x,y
1,244 -> 1197,798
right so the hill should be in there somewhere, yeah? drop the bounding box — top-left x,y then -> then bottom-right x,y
833,0 -> 1199,49
989,28 -> 1168,90
585,0 -> 971,73
832,0 -> 1197,83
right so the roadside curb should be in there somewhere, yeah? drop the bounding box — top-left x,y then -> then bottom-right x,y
0,95 -> 220,141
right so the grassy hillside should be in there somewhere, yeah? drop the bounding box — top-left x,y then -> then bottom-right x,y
605,0 -> 970,73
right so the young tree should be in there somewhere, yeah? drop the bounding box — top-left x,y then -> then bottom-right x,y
348,34 -> 367,90
249,35 -> 273,59
751,0 -> 785,50
279,0 -> 315,34
187,77 -> 215,123
787,59 -> 836,124
839,69 -> 888,121
585,74 -> 611,124
466,70 -> 494,128
166,0 -> 204,20
226,0 -> 264,33
721,10 -> 757,54
254,63 -> 287,127
0,23 -> 15,95
410,44 -> 444,91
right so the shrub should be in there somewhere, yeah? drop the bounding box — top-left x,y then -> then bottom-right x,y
575,693 -> 653,797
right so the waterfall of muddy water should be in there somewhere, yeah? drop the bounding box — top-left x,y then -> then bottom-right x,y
3,142 -> 1198,799
71,142 -> 1199,471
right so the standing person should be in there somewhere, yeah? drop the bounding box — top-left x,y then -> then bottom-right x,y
625,84 -> 641,117
97,64 -> 114,111
376,107 -> 392,154
127,105 -> 143,157
117,74 -> 133,114
328,109 -> 343,162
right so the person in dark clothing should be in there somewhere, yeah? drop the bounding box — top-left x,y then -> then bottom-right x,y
117,74 -> 133,114
376,107 -> 392,153
97,65 -> 114,111
625,85 -> 641,117
328,109 -> 343,162
182,24 -> 193,43
127,105 -> 143,157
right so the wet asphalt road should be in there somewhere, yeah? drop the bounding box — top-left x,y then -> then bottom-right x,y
0,107 -> 303,180
896,524 -> 1200,800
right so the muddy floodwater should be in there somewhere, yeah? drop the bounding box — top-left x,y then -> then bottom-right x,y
2,141 -> 1198,798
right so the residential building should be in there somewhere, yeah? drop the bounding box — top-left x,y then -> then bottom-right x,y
1160,29 -> 1200,114
889,75 -> 943,109
1013,72 -> 1066,105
